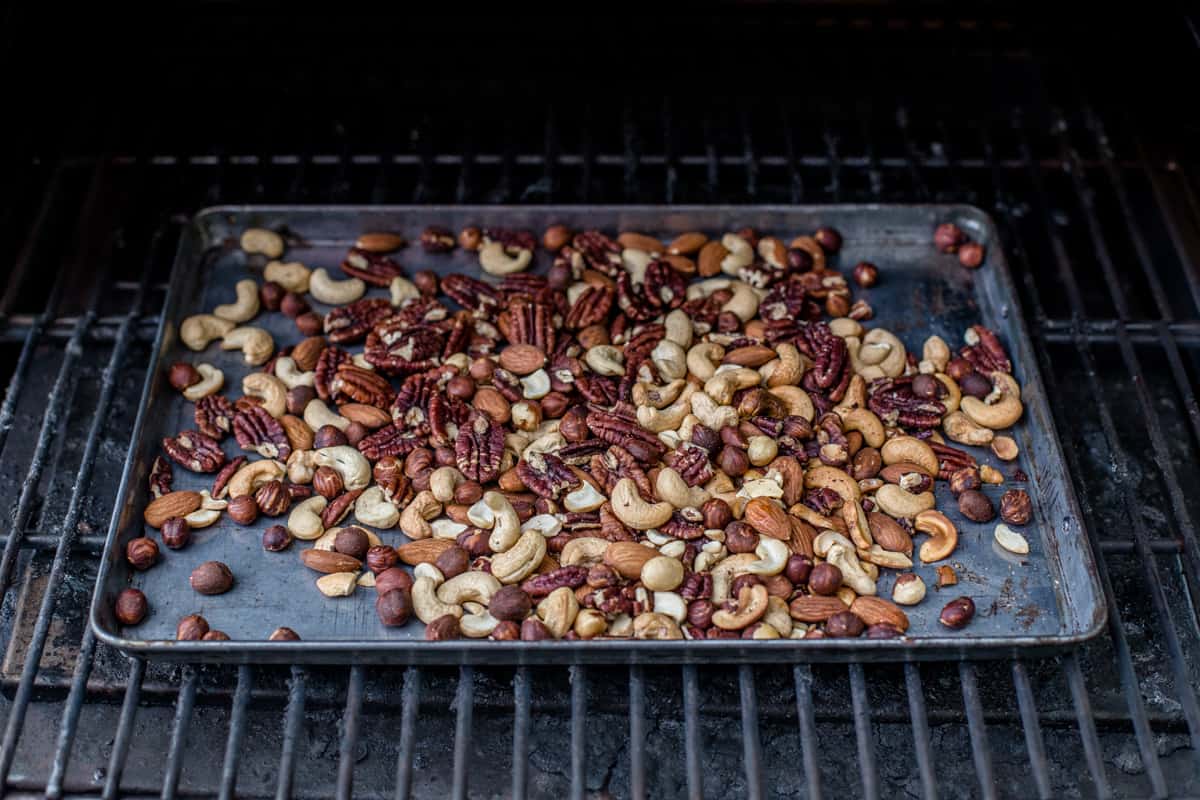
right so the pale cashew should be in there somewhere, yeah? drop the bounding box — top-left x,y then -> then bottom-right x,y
915,509 -> 958,563
804,465 -> 861,503
874,485 -> 936,519
264,260 -> 310,293
710,553 -> 759,602
839,408 -> 885,448
311,270 -> 367,307
482,492 -> 521,552
841,499 -> 873,550
712,583 -> 769,630
610,478 -> 673,530
389,276 -> 420,306
437,572 -> 501,605
632,612 -> 683,639
286,449 -> 318,484
820,540 -> 877,596
242,372 -> 287,418
180,314 -> 234,351
561,537 -> 609,567
272,357 -> 315,390
181,363 -> 224,401
934,373 -> 961,414
479,239 -> 533,276
429,467 -> 466,504
399,490 -> 442,540
844,336 -> 882,381
213,279 -> 261,323
316,572 -> 359,598
220,326 -> 274,366
184,491 -> 226,528
688,391 -> 738,433
880,436 -> 939,476
663,308 -> 693,348
584,345 -> 624,376
719,233 -> 754,276
460,610 -> 500,638
704,368 -> 760,405
829,318 -> 863,338
686,342 -> 725,381
520,370 -> 550,400
994,523 -> 1030,555
922,335 -> 951,372
961,372 -> 1023,429
354,486 -> 399,528
304,399 -> 351,433
860,328 -> 907,377
622,248 -> 652,283
240,228 -> 284,258
943,410 -> 995,446
534,586 -> 578,638
656,467 -> 710,509
762,342 -> 804,388
764,595 -> 794,637
431,518 -> 468,539
857,545 -> 913,569
490,529 -> 548,584
746,436 -> 777,467
768,385 -> 814,420
632,378 -> 686,409
413,576 -> 463,623
650,339 -> 688,381
564,482 -> 606,513
287,496 -> 327,540
522,514 -> 562,538
721,281 -> 760,321
637,383 -> 695,432
226,459 -> 285,498
315,446 -> 371,490
745,537 -> 789,576
834,375 -> 868,413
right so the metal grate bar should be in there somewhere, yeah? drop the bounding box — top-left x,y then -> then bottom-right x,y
219,664 -> 254,800
957,664 -> 997,800
848,664 -> 879,800
1010,661 -> 1053,800
162,667 -> 199,800
737,665 -> 764,800
451,666 -> 474,800
682,664 -> 704,800
338,666 -> 366,800
628,665 -> 646,800
792,666 -> 822,800
779,100 -> 803,204
569,665 -> 587,800
394,667 -> 422,800
276,666 -> 308,800
903,664 -> 938,800
100,657 -> 145,800
1064,654 -> 1113,798
45,628 -> 98,799
511,667 -> 531,800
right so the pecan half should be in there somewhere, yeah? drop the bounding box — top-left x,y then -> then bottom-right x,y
868,377 -> 946,430
233,405 -> 292,460
323,298 -> 394,344
194,394 -> 235,440
162,430 -> 226,473
442,274 -> 500,317
516,451 -> 579,499
314,347 -> 353,400
358,424 -> 426,461
961,325 -> 1011,374
364,322 -> 444,376
331,363 -> 393,408
520,566 -> 588,599
148,455 -> 173,499
341,248 -> 405,286
565,285 -> 615,330
455,413 -> 504,483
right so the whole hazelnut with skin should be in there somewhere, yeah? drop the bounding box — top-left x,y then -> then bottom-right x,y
958,489 -> 995,522
344,422 -> 368,446
313,425 -> 348,449
866,623 -> 902,639
716,445 -> 749,477
911,374 -> 939,399
825,293 -> 850,318
190,561 -> 234,595
376,589 -> 413,627
295,312 -> 323,336
176,614 -> 209,641
280,291 -> 309,319
939,596 -> 976,628
468,357 -> 494,383
491,620 -> 520,641
808,562 -> 843,596
425,614 -> 462,641
203,630 -> 231,641
1000,489 -> 1033,526
724,521 -> 759,554
825,610 -> 865,638
454,480 -> 484,505
730,573 -> 764,599
959,372 -> 992,399
161,517 -> 191,550
851,261 -> 879,288
558,406 -> 589,443
543,224 -> 572,252
259,280 -> 285,311
269,627 -> 301,641
945,357 -> 974,381
262,524 -> 292,551
687,599 -> 715,629
814,226 -> 843,253
375,568 -> 414,596
446,375 -> 475,401
958,241 -> 985,268
434,446 -> 457,467
227,495 -> 258,525
490,586 -> 533,622
114,588 -> 148,625
366,545 -> 399,574
334,526 -> 370,560
934,222 -> 965,253
458,226 -> 482,252
434,545 -> 470,580
948,467 -> 981,495
786,247 -> 814,272
520,618 -> 551,641
313,466 -> 344,499
168,362 -> 200,391
125,537 -> 159,570
701,498 -> 733,530
540,391 -> 570,419
286,385 -> 315,416
785,555 -> 813,585
413,270 -> 439,296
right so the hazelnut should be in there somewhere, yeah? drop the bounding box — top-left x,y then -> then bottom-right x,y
701,498 -> 733,530
125,537 -> 159,570
558,406 -> 589,443
491,620 -> 520,640
468,357 -> 495,383
313,466 -> 345,499
453,480 -> 483,505
691,424 -> 721,454
911,374 -> 939,399
295,311 -> 323,337
434,446 -> 457,467
259,280 -> 285,311
948,467 -> 981,495
945,357 -> 974,381
825,293 -> 851,318
269,627 -> 301,641
520,618 -> 551,641
425,614 -> 461,641
851,261 -> 879,288
934,222 -> 965,253
813,226 -> 842,253
785,555 -> 813,585
730,573 -> 763,598
375,568 -> 414,596
866,623 -> 903,639
176,614 -> 209,641
543,224 -> 572,252
190,561 -> 234,595
491,586 -> 533,621
280,291 -> 309,319
446,375 -> 476,401
227,495 -> 259,525
724,521 -> 759,554
254,480 -> 290,516
458,226 -> 482,252
1000,489 -> 1033,526
168,362 -> 200,391
786,247 -> 814,272
576,324 -> 610,349
434,545 -> 470,580
114,588 -> 148,625
825,610 -> 865,638
687,599 -> 715,629
720,425 -> 748,449
959,372 -> 991,399
365,545 -> 399,574
262,524 -> 292,551
939,596 -> 976,628
376,589 -> 413,627
958,241 -> 985,268
808,562 -> 843,596
286,385 -> 316,416
850,447 -> 881,480
202,630 -> 231,641
330,526 -> 368,560
161,517 -> 191,550
716,445 -> 749,477
472,387 -> 511,424
413,270 -> 439,295
313,425 -> 348,449
957,489 -> 995,522
344,422 -> 368,446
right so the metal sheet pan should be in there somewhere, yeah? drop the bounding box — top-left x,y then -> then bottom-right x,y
90,205 -> 1106,664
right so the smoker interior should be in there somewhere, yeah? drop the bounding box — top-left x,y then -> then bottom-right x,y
1,5 -> 1199,798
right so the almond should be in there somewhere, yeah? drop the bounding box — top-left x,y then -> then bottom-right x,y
354,232 -> 405,253
667,231 -> 708,255
617,232 -> 664,253
867,512 -> 913,555
850,596 -> 910,632
662,254 -> 696,275
395,538 -> 455,566
604,541 -> 658,580
339,402 -> 391,429
743,497 -> 791,540
473,387 -> 511,424
292,336 -> 326,372
697,241 -> 728,277
788,595 -> 848,622
757,236 -> 788,268
879,461 -> 935,482
281,414 -> 315,451
498,344 -> 546,376
299,549 -> 363,574
722,345 -> 777,367
787,517 -> 816,558
143,490 -> 202,528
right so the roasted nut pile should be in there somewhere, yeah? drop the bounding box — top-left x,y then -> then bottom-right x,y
130,220 -> 1035,642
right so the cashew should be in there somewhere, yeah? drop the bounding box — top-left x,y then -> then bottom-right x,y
316,572 -> 359,598
460,610 -> 500,638
304,399 -> 351,433
184,490 -> 225,527
287,496 -> 327,540
835,375 -> 868,413
857,545 -> 913,569
637,383 -> 695,432
399,490 -> 442,540
829,318 -> 863,338
220,326 -> 274,366
839,408 -> 885,448
354,486 -> 399,528
686,342 -> 725,382
745,538 -> 789,576
389,276 -> 420,306
180,314 -> 234,351
710,553 -> 759,602
664,309 -> 693,348
712,584 -> 769,630
242,372 -> 288,418
880,436 -> 939,476
286,449 -> 318,484
429,467 -> 466,504
822,541 -> 877,596
610,478 -> 673,530
961,372 -> 1023,430
656,468 -> 710,509
437,572 -> 502,605
273,357 -> 315,390
181,363 -> 224,401
764,595 -> 794,637
915,510 -> 958,563
934,373 -> 962,414
844,337 -> 883,381
584,345 -> 624,376
490,528 -> 548,584
240,228 -> 284,258
722,281 -> 760,322
564,482 -> 606,513
719,234 -> 754,276
531,586 -> 576,638
922,336 -> 951,372
768,385 -> 814,420
520,370 -> 550,400
994,523 -> 1029,555
860,328 -> 907,378
633,378 -> 686,409
413,576 -> 463,624
650,339 -> 688,381
943,410 -> 995,446
841,499 -> 873,550
704,368 -> 760,405
482,492 -> 521,552
632,612 -> 683,639
307,269 -> 365,306
479,239 -> 533,276
315,446 -> 371,490
213,279 -> 261,323
874,485 -> 936,519
264,260 -> 311,293
891,574 -> 927,605
226,459 -> 285,499
763,342 -> 804,388
561,537 -> 609,567
804,465 -> 861,503
431,518 -> 468,539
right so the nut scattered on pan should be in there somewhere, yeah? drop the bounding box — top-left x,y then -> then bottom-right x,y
141,220 -> 1033,642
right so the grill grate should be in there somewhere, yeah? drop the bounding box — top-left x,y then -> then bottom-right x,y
1,12 -> 1200,799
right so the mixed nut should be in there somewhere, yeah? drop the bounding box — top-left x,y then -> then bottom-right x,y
124,217 -> 1036,642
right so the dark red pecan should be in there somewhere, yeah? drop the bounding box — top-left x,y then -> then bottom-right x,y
358,424 -> 427,461
564,284 -> 615,330
490,368 -> 523,403
314,347 -> 353,400
454,414 -> 504,483
440,312 -> 472,360
148,455 -> 173,499
517,451 -> 580,499
373,455 -> 409,503
390,367 -> 452,428
321,488 -> 363,528
797,322 -> 848,392
616,273 -> 659,322
331,364 -> 392,408
427,393 -> 471,447
162,430 -> 226,473
737,259 -> 786,289
211,455 -> 246,499
868,377 -> 946,430
484,228 -> 536,252
442,274 -> 500,317
324,298 -> 393,344
678,293 -> 726,330
598,504 -> 634,541
520,566 -> 588,599
591,445 -> 654,500
587,409 -> 665,461
961,325 -> 1012,374
233,405 -> 291,460
364,322 -> 444,375
571,231 -> 623,276
341,248 -> 405,287
387,297 -> 449,329
760,277 -> 822,322
622,324 -> 666,372
503,298 -> 557,351
193,394 -> 235,440
815,413 -> 849,467
930,441 -> 976,480
556,439 -> 608,465
803,487 -> 843,517
680,572 -> 713,601
575,374 -> 620,406
419,226 -> 456,253
661,512 -> 705,540
664,444 -> 713,487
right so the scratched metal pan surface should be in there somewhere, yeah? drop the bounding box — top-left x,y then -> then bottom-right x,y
90,205 -> 1106,664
